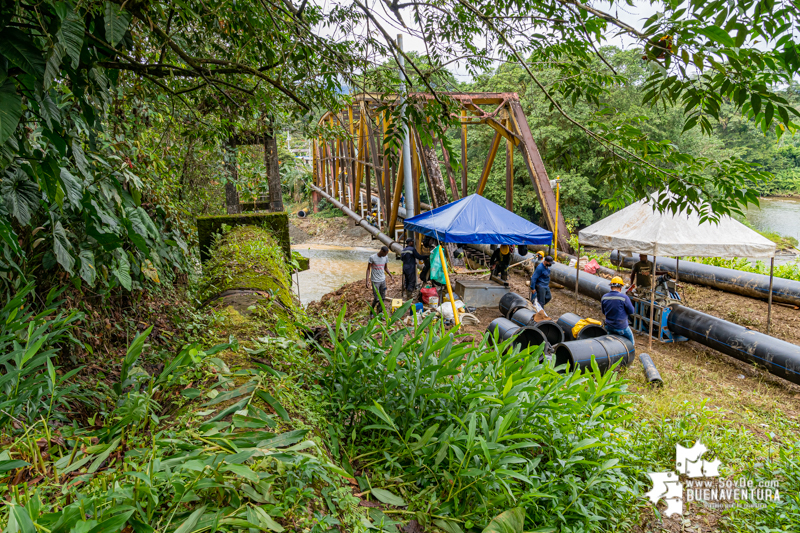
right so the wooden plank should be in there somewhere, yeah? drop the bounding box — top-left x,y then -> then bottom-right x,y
439,137 -> 459,202
382,111 -> 392,228
387,156 -> 405,237
505,119 -> 513,211
354,113 -> 366,212
476,132 -> 501,196
347,107 -> 357,209
364,103 -> 386,222
508,100 -> 570,250
461,110 -> 468,197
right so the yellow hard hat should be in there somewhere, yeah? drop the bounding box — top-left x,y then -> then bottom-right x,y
500,245 -> 510,255
611,276 -> 625,286
536,251 -> 545,258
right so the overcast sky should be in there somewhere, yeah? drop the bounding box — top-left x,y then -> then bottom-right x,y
313,0 -> 663,81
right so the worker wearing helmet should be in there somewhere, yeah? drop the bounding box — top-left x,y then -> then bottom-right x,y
530,255 -> 554,307
532,250 -> 545,269
490,245 -> 513,281
601,277 -> 636,346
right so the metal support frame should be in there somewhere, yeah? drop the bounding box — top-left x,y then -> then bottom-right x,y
314,92 -> 572,253
630,295 -> 688,344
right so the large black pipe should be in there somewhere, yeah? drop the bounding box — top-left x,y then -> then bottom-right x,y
534,320 -> 565,346
499,293 -> 529,319
508,309 -> 565,344
543,260 -> 800,386
487,318 -> 547,353
667,305 -> 800,385
556,312 -> 608,341
553,335 -> 635,373
551,262 -> 613,301
610,251 -> 800,306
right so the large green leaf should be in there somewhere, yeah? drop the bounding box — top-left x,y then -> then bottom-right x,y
482,508 -> 526,533
73,140 -> 90,177
59,168 -> 83,207
371,488 -> 406,507
0,77 -> 22,144
43,43 -> 65,89
697,25 -> 734,48
53,221 -> 75,274
0,28 -> 46,79
104,2 -> 132,47
1,170 -> 39,226
79,249 -> 96,286
173,505 -> 207,533
58,9 -> 85,69
114,249 -> 132,290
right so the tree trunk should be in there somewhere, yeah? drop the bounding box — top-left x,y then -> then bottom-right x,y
265,125 -> 284,212
224,138 -> 241,214
420,142 -> 450,209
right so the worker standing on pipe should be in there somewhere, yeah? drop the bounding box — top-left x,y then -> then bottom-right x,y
530,255 -> 554,307
490,245 -> 513,281
601,277 -> 636,346
366,246 -> 394,315
401,238 -> 428,299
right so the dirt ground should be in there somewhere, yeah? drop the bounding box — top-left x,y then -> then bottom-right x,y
293,213 -> 800,532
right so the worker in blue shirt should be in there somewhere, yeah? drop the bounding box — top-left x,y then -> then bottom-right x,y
530,255 -> 553,307
601,277 -> 636,345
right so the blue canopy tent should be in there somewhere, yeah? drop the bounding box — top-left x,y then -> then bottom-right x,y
403,194 -> 553,244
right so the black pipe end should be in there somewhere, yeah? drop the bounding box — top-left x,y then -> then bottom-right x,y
576,325 -> 607,340
535,321 -> 565,345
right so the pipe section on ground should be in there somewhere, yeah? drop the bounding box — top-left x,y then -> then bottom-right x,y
556,312 -> 608,341
534,320 -> 565,346
553,335 -> 635,373
638,353 -> 663,385
508,310 -> 565,345
610,251 -> 800,306
486,318 -> 547,353
500,293 -> 529,319
551,263 -> 612,301
667,305 -> 800,385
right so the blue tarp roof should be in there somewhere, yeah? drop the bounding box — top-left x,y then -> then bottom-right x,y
403,194 -> 554,245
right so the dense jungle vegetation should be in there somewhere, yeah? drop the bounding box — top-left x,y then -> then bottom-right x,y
2,0 -> 800,531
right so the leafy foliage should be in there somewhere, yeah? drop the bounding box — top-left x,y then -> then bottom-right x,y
319,305 -> 645,531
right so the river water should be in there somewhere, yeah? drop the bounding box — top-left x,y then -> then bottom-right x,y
744,197 -> 800,243
291,244 -> 402,305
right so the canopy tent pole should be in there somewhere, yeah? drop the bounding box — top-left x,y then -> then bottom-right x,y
767,257 -> 774,335
439,245 -> 460,327
648,256 -> 656,350
574,255 -> 580,313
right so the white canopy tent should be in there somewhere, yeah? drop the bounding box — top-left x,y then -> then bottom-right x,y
574,195 -> 777,347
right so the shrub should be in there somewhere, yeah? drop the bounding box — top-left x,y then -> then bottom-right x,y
318,305 -> 646,532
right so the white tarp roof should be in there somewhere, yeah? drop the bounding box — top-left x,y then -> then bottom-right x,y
578,195 -> 776,257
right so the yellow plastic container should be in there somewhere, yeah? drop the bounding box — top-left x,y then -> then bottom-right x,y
391,299 -> 404,312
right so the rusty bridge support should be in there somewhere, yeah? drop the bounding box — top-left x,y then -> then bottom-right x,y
312,93 -> 570,252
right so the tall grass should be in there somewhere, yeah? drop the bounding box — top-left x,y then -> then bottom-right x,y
319,303 -> 647,532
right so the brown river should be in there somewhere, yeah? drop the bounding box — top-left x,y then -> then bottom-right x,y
291,244 -> 402,305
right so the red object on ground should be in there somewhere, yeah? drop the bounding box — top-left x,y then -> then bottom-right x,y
420,286 -> 438,304
584,259 -> 600,274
